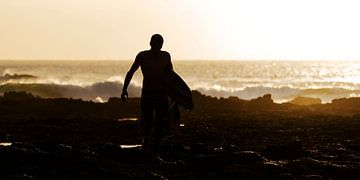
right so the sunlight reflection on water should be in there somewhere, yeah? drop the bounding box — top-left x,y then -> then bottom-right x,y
120,144 -> 142,149
0,142 -> 12,146
117,117 -> 138,122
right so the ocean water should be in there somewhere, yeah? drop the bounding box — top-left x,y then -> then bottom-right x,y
1,60 -> 360,103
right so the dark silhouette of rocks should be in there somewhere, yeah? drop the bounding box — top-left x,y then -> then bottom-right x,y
331,97 -> 360,109
1,90 -> 360,121
250,94 -> 273,104
263,140 -> 307,160
3,91 -> 37,100
0,91 -> 360,179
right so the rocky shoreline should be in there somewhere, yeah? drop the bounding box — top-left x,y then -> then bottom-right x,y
1,91 -> 360,179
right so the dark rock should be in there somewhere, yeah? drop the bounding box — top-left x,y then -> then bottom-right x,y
250,94 -> 274,106
227,151 -> 266,164
190,143 -> 209,154
263,140 -> 307,160
296,174 -> 324,180
190,154 -> 224,172
273,173 -> 295,180
3,91 -> 37,100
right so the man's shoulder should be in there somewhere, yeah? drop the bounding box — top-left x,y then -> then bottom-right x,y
137,50 -> 170,57
137,50 -> 150,56
160,51 -> 171,59
161,50 -> 170,55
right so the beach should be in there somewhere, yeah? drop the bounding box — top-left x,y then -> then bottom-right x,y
3,0 -> 360,178
1,91 -> 360,179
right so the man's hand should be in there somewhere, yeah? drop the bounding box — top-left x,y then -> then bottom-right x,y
121,90 -> 128,102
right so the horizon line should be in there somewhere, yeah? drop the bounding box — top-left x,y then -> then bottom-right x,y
0,59 -> 359,62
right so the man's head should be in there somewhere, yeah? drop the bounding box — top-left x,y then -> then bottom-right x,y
150,34 -> 163,51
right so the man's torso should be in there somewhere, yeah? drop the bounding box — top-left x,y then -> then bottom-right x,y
138,50 -> 171,98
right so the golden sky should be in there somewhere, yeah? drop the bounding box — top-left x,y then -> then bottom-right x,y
0,0 -> 359,60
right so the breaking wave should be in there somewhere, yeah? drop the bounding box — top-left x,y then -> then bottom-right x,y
2,60 -> 360,103
0,73 -> 37,82
1,81 -> 360,103
0,81 -> 141,103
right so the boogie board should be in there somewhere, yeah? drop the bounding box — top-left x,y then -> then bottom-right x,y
164,70 -> 193,109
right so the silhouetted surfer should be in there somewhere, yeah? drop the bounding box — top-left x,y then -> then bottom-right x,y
122,34 -> 172,150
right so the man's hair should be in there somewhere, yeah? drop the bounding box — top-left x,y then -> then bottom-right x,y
150,34 -> 163,50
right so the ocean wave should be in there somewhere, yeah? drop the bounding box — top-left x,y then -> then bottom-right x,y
1,81 -> 360,103
0,82 -> 141,102
0,73 -> 37,83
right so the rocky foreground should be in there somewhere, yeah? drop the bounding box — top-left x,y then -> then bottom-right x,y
1,91 -> 360,179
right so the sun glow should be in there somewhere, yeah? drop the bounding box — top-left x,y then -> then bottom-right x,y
196,0 -> 360,60
0,0 -> 359,60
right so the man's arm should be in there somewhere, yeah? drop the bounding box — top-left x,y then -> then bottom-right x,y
121,53 -> 141,101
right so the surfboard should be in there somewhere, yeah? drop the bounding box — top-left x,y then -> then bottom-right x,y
164,70 -> 193,109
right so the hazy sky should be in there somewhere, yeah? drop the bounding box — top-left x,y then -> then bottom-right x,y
1,0 -> 359,60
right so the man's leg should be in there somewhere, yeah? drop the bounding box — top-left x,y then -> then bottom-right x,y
153,98 -> 169,149
141,99 -> 154,147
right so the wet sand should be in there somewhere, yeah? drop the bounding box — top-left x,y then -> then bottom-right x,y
1,91 -> 360,179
